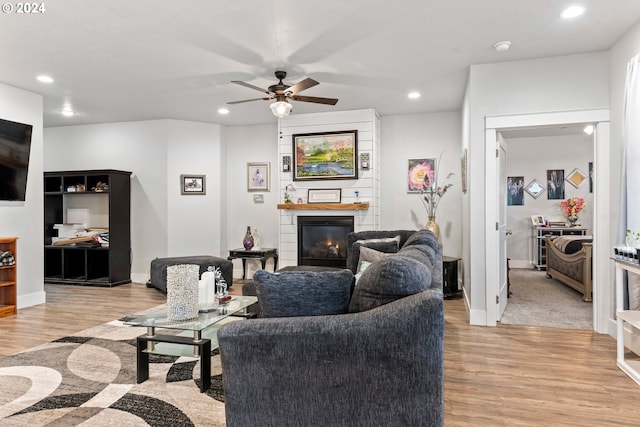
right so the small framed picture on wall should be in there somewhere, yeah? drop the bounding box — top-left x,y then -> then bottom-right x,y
180,174 -> 206,195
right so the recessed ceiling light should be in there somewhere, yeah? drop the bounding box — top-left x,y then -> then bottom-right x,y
36,75 -> 54,83
494,41 -> 511,52
561,5 -> 585,19
218,108 -> 230,115
408,92 -> 421,99
61,108 -> 75,117
583,125 -> 594,135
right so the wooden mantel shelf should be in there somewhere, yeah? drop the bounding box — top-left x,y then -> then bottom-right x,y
277,202 -> 369,211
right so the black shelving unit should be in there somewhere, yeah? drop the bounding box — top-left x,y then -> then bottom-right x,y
44,170 -> 131,286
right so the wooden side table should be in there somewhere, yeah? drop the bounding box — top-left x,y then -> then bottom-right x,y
228,248 -> 279,279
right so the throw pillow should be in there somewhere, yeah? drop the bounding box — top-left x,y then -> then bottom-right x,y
349,256 -> 433,313
254,269 -> 354,318
356,246 -> 394,274
347,235 -> 401,273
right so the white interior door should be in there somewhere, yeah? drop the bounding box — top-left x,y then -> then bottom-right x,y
497,135 -> 509,319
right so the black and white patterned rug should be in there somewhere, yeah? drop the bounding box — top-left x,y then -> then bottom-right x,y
0,317 -> 229,426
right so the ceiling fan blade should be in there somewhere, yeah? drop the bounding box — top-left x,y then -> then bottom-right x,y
231,80 -> 271,95
227,97 -> 272,105
290,95 -> 338,105
286,78 -> 319,95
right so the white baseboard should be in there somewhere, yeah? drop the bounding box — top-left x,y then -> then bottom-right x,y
131,273 -> 149,284
18,291 -> 46,309
509,259 -> 534,269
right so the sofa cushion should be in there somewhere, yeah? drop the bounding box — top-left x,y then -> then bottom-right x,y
349,256 -> 432,312
254,269 -> 354,318
401,229 -> 439,252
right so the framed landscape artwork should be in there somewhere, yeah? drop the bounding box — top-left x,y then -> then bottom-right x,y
292,131 -> 358,181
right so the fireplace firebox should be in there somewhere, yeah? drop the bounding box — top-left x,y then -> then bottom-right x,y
297,216 -> 354,268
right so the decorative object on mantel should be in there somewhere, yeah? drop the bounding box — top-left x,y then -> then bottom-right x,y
408,154 -> 453,240
243,226 -> 255,250
166,264 -> 199,321
560,197 -> 585,226
354,190 -> 360,203
292,130 -> 358,181
308,188 -> 341,204
283,183 -> 295,203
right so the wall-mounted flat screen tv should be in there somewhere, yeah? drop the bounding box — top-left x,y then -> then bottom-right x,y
0,118 -> 33,201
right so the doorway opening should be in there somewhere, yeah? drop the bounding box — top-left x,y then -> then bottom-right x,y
484,109 -> 610,334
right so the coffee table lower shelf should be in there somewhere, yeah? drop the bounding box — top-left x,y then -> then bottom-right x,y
137,333 -> 212,392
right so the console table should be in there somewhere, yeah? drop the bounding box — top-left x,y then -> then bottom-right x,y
228,248 -> 278,279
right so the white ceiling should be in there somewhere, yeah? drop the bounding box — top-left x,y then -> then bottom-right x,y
2,0 -> 640,128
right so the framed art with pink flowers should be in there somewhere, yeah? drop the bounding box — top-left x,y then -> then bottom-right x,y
407,158 -> 436,193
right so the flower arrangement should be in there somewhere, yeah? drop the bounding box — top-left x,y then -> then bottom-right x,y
408,155 -> 453,218
560,197 -> 586,218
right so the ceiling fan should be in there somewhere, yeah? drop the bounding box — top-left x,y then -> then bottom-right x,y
227,71 -> 339,118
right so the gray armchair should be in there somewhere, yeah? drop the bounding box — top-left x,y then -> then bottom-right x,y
217,288 -> 444,427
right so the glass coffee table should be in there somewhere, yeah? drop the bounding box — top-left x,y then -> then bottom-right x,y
124,296 -> 258,392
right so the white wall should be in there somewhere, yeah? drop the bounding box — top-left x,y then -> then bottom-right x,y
380,111 -> 462,258
44,119 -> 225,282
224,123 -> 278,277
166,120 -> 224,256
466,52 -> 609,324
505,134 -> 594,265
0,83 -> 45,308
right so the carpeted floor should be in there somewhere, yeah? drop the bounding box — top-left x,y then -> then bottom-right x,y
500,268 -> 593,329
0,314 -> 230,426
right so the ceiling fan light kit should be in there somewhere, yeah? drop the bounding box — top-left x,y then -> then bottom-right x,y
229,71 -> 338,118
270,100 -> 293,118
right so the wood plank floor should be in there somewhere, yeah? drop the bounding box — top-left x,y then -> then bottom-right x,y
1,282 -> 640,425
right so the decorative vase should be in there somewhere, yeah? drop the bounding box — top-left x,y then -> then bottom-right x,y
166,264 -> 199,321
425,216 -> 440,240
243,226 -> 255,250
568,214 -> 578,227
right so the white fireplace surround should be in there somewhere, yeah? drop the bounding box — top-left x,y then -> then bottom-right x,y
277,109 -> 380,268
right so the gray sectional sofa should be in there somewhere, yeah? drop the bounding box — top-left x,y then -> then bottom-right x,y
217,229 -> 444,427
